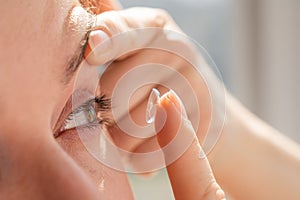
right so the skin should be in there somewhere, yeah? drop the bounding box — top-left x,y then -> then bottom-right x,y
0,0 -> 133,199
0,0 -> 223,199
1,0 -> 300,199
85,5 -> 300,200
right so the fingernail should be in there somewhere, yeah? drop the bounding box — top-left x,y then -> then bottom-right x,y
216,188 -> 226,200
167,90 -> 188,118
88,30 -> 111,56
146,88 -> 160,124
199,147 -> 206,159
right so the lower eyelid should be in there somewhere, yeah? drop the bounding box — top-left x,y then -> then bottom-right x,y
54,89 -> 93,136
55,128 -> 78,141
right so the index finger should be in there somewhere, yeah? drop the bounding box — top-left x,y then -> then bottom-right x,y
155,90 -> 226,200
85,7 -> 178,65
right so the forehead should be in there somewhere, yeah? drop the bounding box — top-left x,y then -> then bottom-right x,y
0,0 -> 91,85
0,1 -> 68,48
2,0 -> 87,33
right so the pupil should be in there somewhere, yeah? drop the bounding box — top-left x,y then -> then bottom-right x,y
86,106 -> 96,123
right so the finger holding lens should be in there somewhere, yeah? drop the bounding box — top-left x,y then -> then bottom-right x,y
76,8 -> 226,174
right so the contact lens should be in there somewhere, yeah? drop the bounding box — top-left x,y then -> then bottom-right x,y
61,104 -> 97,131
146,88 -> 160,124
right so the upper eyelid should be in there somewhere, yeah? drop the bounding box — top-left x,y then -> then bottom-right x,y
64,7 -> 96,84
68,28 -> 91,70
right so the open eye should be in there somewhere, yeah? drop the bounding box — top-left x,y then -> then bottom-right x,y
54,95 -> 111,137
60,102 -> 98,132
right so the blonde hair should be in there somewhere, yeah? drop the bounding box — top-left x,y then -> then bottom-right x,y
79,0 -> 102,14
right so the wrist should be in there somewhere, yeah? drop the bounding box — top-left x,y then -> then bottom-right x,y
207,93 -> 255,171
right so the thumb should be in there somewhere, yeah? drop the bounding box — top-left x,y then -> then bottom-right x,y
153,89 -> 226,200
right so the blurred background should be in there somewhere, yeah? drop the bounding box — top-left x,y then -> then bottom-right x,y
118,0 -> 300,199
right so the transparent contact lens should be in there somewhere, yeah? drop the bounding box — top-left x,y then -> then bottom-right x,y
146,88 -> 161,124
61,104 -> 97,132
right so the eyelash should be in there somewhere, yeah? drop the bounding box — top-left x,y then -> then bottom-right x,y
54,95 -> 112,137
56,5 -> 104,137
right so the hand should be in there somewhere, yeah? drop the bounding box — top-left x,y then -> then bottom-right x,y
82,6 -> 226,199
154,89 -> 226,200
84,6 -> 225,163
83,6 -> 300,200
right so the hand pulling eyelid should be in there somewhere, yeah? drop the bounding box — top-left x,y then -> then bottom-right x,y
84,28 -> 111,65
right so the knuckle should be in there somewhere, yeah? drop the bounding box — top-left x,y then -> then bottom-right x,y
154,8 -> 171,19
152,8 -> 172,27
95,11 -> 123,35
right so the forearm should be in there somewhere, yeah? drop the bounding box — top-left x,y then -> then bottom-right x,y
210,95 -> 300,199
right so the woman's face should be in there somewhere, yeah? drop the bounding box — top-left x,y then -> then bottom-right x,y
0,0 -> 133,199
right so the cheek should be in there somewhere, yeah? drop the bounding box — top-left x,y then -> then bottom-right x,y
1,133 -> 100,200
56,130 -> 134,199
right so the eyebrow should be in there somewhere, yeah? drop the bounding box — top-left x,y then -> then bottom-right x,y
62,3 -> 98,84
64,28 -> 92,84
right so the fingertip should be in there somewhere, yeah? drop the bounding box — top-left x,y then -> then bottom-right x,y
154,90 -> 181,147
154,90 -> 222,200
155,90 -> 191,148
85,30 -> 111,65
157,92 -> 170,107
158,90 -> 187,117
89,30 -> 110,50
157,90 -> 183,127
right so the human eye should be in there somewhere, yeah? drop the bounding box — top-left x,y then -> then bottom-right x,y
54,95 -> 111,137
